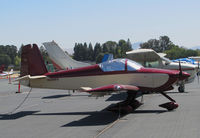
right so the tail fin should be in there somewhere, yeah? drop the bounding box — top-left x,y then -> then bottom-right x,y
102,54 -> 113,63
20,44 -> 48,77
0,65 -> 5,73
9,69 -> 13,74
43,41 -> 90,70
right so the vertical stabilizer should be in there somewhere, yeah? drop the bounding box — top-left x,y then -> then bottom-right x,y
0,65 -> 4,73
43,41 -> 90,70
20,44 -> 48,76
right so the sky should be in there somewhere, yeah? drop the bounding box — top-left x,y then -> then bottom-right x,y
0,0 -> 200,50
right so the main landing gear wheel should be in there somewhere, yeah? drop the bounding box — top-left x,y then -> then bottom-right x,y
107,91 -> 142,114
178,84 -> 185,93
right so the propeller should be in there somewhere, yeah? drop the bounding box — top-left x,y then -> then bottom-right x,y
179,60 -> 182,77
197,60 -> 199,84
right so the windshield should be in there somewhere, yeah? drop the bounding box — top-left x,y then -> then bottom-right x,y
127,59 -> 143,71
161,56 -> 171,63
99,58 -> 142,72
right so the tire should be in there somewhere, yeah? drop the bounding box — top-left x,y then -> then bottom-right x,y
178,86 -> 184,93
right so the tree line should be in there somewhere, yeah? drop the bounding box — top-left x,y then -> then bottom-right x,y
0,36 -> 199,70
0,45 -> 20,70
139,36 -> 199,59
73,39 -> 132,63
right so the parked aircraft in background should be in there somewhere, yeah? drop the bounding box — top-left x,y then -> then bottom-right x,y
172,58 -> 199,72
17,44 -> 190,113
126,49 -> 197,92
189,56 -> 200,62
0,65 -> 13,77
172,58 -> 199,66
43,41 -> 90,70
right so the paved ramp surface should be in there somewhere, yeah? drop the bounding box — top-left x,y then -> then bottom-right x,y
0,78 -> 200,138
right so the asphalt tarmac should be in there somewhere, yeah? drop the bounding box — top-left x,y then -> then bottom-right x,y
0,77 -> 200,138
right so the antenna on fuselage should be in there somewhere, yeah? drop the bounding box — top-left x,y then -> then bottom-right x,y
197,60 -> 199,84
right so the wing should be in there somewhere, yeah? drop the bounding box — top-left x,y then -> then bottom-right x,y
126,49 -> 161,62
81,84 -> 139,97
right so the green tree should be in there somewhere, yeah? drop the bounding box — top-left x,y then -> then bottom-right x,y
118,39 -> 131,57
0,54 -> 11,67
165,46 -> 198,59
88,43 -> 94,61
96,53 -> 105,63
14,56 -> 21,70
140,36 -> 175,52
94,43 -> 102,61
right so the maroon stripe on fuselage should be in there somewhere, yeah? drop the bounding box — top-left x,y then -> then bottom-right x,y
45,65 -> 104,78
45,65 -> 180,78
170,68 -> 195,71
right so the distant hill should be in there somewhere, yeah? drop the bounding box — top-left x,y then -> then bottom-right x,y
190,46 -> 200,50
132,42 -> 143,50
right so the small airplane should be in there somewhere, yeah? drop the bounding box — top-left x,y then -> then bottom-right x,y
172,58 -> 198,65
17,44 -> 190,113
126,49 -> 197,93
43,41 -> 90,70
172,58 -> 200,73
0,65 -> 13,77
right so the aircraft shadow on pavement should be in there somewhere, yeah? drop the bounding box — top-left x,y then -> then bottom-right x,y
42,94 -> 90,99
42,94 -> 71,99
61,111 -> 119,127
60,109 -> 166,127
164,91 -> 189,94
32,110 -> 119,127
0,111 -> 40,120
133,109 -> 166,114
106,92 -> 142,101
106,93 -> 127,101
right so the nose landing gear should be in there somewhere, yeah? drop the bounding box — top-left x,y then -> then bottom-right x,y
178,81 -> 185,93
159,91 -> 178,111
159,102 -> 179,111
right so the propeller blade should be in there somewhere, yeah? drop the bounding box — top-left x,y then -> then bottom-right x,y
198,60 -> 199,84
179,60 -> 182,77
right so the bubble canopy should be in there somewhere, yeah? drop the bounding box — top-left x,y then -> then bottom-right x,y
98,58 -> 143,72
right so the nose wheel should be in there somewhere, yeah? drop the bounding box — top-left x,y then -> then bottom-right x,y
178,85 -> 185,93
159,91 -> 179,111
178,82 -> 185,93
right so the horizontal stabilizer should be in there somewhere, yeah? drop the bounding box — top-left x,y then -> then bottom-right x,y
14,75 -> 46,87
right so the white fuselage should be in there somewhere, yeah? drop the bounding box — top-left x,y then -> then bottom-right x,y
139,58 -> 197,84
25,73 -> 170,90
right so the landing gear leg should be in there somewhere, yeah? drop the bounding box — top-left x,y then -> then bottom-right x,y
107,91 -> 142,114
159,91 -> 178,111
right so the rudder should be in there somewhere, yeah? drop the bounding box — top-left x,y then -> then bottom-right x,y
0,65 -> 5,73
20,44 -> 48,77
